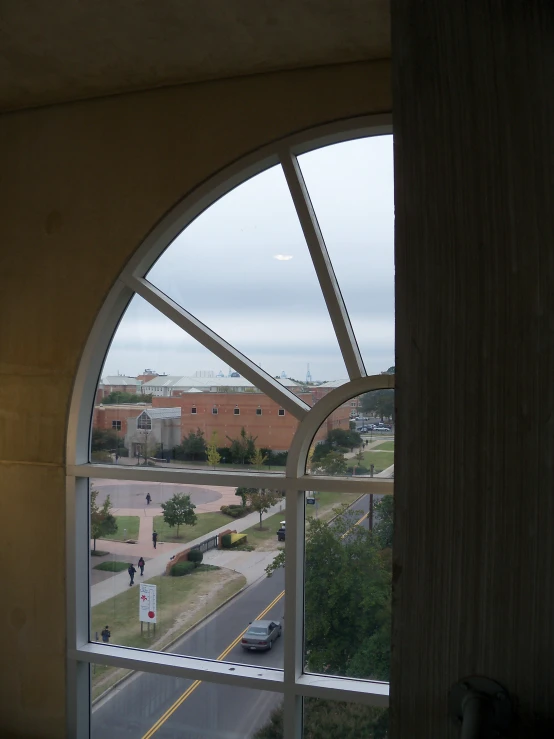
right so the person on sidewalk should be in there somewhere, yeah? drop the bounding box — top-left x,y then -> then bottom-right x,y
138,556 -> 145,576
146,492 -> 151,505
128,563 -> 136,586
101,625 -> 110,643
152,531 -> 158,549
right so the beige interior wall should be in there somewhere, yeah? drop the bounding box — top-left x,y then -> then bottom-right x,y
0,61 -> 390,737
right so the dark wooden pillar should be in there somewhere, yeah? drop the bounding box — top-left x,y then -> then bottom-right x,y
391,2 -> 554,736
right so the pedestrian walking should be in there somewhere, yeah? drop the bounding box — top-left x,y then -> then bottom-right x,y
146,492 -> 151,505
101,625 -> 111,643
138,556 -> 145,576
128,563 -> 136,586
152,531 -> 158,549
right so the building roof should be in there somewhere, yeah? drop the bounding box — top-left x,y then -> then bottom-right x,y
141,375 -> 302,391
101,375 -> 142,387
139,407 -> 181,420
315,379 -> 350,389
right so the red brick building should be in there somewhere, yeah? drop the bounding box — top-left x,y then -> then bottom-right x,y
152,392 -> 349,450
92,403 -> 152,436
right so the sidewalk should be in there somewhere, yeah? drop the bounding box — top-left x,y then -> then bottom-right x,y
91,499 -> 285,607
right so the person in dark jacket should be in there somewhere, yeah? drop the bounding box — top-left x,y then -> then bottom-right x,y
152,531 -> 158,549
128,563 -> 136,586
101,626 -> 111,643
138,557 -> 145,576
146,492 -> 152,505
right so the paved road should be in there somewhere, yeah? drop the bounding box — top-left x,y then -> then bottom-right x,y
92,494 -> 377,738
92,569 -> 285,738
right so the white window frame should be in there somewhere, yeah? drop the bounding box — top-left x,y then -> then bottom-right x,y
278,408 -> 286,416
111,420 -> 122,430
234,407 -> 240,415
212,406 -> 218,415
191,406 -> 197,414
66,113 -> 393,738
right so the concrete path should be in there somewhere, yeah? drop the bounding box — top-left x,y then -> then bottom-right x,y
91,499 -> 285,607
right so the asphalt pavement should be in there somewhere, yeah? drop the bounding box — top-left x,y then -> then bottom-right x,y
92,569 -> 285,738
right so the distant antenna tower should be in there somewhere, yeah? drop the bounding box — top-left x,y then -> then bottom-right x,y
306,363 -> 312,383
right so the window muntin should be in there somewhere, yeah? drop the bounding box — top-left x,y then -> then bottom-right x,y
278,408 -> 285,416
191,406 -> 197,414
111,420 -> 122,430
69,124 -> 394,739
137,413 -> 152,430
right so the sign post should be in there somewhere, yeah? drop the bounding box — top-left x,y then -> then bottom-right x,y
139,583 -> 157,636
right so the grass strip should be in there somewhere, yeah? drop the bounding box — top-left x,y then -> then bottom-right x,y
91,567 -> 246,700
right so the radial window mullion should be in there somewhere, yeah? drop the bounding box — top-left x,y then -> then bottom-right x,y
124,274 -> 309,420
279,149 -> 366,381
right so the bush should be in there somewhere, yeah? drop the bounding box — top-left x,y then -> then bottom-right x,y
188,549 -> 204,566
220,504 -> 251,518
170,561 -> 196,577
222,533 -> 247,549
347,464 -> 370,475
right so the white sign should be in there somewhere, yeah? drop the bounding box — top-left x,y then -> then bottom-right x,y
139,583 -> 157,623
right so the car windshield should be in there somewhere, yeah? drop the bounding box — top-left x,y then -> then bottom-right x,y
247,627 -> 267,635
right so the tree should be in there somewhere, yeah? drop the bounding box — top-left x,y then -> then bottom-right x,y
260,509 -> 392,737
91,428 -> 120,452
226,427 -> 257,464
316,451 -> 348,476
327,428 -> 362,451
90,490 -> 118,551
254,699 -> 388,739
244,488 -> 281,529
373,495 -> 393,549
160,493 -> 197,537
235,486 -> 257,507
250,447 -> 268,468
175,429 -> 207,461
266,510 -> 391,680
206,432 -> 221,467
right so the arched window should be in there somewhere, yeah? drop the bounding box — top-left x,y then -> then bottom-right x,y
67,116 -> 394,738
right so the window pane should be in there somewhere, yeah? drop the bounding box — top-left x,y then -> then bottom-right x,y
307,388 -> 394,478
298,137 -> 395,376
146,163 -> 347,398
90,481 -> 285,668
299,391 -> 393,681
92,295 -> 304,470
92,665 -> 281,738
301,698 -> 388,739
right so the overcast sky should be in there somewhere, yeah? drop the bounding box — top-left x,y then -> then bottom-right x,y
103,135 -> 394,383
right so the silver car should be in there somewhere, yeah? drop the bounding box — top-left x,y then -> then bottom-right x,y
241,619 -> 282,651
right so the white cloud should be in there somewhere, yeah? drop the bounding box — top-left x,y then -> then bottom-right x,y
274,254 -> 293,261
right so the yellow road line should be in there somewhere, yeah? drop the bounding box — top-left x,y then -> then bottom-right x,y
141,589 -> 285,739
340,510 -> 369,539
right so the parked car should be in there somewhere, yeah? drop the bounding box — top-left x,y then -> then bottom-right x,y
241,620 -> 282,651
375,426 -> 391,432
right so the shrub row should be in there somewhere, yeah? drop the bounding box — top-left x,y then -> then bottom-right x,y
221,532 -> 248,549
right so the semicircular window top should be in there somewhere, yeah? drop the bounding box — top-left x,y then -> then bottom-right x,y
77,125 -> 395,739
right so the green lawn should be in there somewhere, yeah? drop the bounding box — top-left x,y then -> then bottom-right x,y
93,561 -> 130,572
242,511 -> 285,545
361,450 -> 395,473
153,511 -> 231,543
373,441 -> 395,452
91,568 -> 246,699
101,515 -> 140,541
